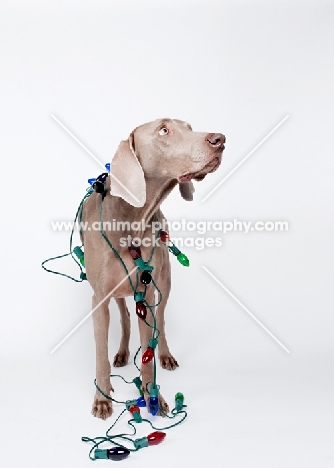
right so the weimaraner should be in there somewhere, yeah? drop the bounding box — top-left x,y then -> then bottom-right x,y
81,118 -> 225,419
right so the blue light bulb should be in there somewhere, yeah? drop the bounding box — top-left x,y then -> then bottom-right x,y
96,172 -> 108,183
149,397 -> 159,416
149,383 -> 159,416
136,396 -> 146,407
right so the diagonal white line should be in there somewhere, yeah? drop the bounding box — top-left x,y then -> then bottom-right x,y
202,266 -> 290,353
51,114 -> 140,203
50,266 -> 138,354
201,115 -> 289,202
51,114 -> 106,170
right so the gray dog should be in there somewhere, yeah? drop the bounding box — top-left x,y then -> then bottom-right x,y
81,118 -> 225,419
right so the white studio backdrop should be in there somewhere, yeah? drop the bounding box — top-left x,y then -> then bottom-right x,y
0,1 -> 333,467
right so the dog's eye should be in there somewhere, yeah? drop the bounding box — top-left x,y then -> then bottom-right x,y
158,127 -> 169,136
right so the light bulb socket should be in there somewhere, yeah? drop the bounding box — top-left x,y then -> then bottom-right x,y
94,449 -> 108,460
149,382 -> 159,398
147,338 -> 158,350
134,291 -> 145,302
168,244 -> 181,256
125,399 -> 138,410
134,437 -> 149,450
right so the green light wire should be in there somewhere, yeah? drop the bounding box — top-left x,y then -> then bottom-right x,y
98,193 -> 163,389
41,180 -> 188,460
82,405 -> 188,460
41,187 -> 93,282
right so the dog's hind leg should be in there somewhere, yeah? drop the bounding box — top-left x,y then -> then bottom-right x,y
91,292 -> 114,420
113,298 -> 131,367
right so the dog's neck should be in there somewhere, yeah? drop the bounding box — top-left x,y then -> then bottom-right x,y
108,176 -> 178,238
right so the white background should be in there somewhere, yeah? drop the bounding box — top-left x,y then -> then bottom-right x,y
1,0 -> 333,466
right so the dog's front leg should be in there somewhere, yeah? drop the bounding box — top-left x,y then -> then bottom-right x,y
91,292 -> 113,420
156,259 -> 179,370
138,289 -> 169,416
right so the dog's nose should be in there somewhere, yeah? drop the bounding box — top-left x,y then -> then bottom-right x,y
207,133 -> 226,148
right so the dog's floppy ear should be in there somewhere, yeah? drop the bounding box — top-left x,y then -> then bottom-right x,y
179,181 -> 195,201
110,133 -> 146,207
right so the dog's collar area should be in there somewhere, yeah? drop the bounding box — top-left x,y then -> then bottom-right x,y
42,166 -> 189,461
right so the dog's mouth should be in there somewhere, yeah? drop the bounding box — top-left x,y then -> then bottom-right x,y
179,155 -> 222,183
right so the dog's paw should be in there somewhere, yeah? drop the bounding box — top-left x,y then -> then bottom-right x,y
91,395 -> 113,420
157,393 -> 170,416
113,350 -> 130,367
159,353 -> 179,371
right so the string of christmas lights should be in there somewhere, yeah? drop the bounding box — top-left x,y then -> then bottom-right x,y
42,167 -> 189,460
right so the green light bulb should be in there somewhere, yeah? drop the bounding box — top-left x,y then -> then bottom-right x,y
73,246 -> 85,267
133,377 -> 144,397
177,252 -> 189,267
175,392 -> 184,411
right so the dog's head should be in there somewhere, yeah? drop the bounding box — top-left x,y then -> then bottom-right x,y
110,118 -> 225,207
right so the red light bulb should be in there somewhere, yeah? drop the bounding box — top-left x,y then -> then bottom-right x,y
147,431 -> 166,446
160,230 -> 170,243
129,405 -> 140,414
136,301 -> 147,320
128,244 -> 142,260
142,347 -> 154,365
